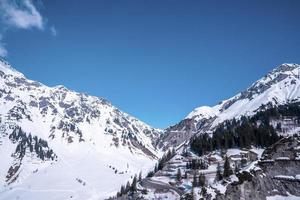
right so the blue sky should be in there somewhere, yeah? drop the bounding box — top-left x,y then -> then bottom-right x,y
0,0 -> 300,128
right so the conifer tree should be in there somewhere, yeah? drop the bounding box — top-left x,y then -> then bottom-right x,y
176,168 -> 182,182
201,186 -> 207,197
125,181 -> 131,193
154,164 -> 158,172
223,156 -> 232,178
215,162 -> 223,182
192,172 -> 198,187
131,175 -> 137,192
138,172 -> 142,181
235,164 -> 239,173
198,173 -> 205,187
116,192 -> 121,198
120,185 -> 125,196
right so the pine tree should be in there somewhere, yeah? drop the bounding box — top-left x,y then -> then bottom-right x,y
171,148 -> 176,157
138,172 -> 142,181
223,156 -> 232,178
116,192 -> 121,198
131,175 -> 137,192
192,172 -> 198,187
215,162 -> 223,182
186,162 -> 189,169
198,173 -> 205,187
147,171 -> 154,177
154,163 -> 158,172
120,185 -> 125,196
235,163 -> 239,173
176,168 -> 182,182
125,181 -> 131,193
201,186 -> 207,197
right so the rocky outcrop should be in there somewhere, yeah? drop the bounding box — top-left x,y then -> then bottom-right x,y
216,136 -> 300,200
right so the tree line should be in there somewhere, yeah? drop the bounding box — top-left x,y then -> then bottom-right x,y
115,148 -> 176,198
116,172 -> 143,198
147,148 -> 176,177
189,102 -> 300,155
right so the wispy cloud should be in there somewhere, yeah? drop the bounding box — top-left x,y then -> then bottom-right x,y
0,0 -> 56,57
50,26 -> 57,36
0,34 -> 7,57
0,0 -> 44,30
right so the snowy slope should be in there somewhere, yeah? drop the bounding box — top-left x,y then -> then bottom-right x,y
0,59 -> 162,200
186,106 -> 216,121
187,63 -> 300,130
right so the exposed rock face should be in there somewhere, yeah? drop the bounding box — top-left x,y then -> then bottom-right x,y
217,172 -> 300,200
158,118 -> 197,149
216,136 -> 300,200
0,59 -> 161,156
0,59 -> 162,199
159,116 -> 218,149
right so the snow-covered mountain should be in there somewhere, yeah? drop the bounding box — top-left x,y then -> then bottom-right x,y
0,59 -> 162,199
161,63 -> 300,148
1,60 -> 300,199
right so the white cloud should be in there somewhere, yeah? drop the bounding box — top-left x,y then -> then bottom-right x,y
0,44 -> 7,57
0,0 -> 56,57
50,26 -> 57,36
0,34 -> 7,57
0,0 -> 44,30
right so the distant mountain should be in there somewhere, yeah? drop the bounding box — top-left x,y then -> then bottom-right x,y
161,63 -> 300,148
0,59 -> 162,200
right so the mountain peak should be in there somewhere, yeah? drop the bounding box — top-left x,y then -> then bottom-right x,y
185,63 -> 300,122
249,63 -> 300,94
185,106 -> 217,120
0,59 -> 162,198
0,58 -> 23,77
164,63 -> 300,149
273,63 -> 300,74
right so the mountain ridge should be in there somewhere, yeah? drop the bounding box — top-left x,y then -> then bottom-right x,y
1,60 -> 300,199
0,59 -> 162,199
160,63 -> 300,149
186,63 -> 300,120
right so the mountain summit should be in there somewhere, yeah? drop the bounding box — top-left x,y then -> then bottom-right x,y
161,63 -> 300,148
0,59 -> 161,199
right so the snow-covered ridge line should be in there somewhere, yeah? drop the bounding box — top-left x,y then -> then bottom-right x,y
0,58 -> 25,76
0,59 -> 162,199
0,58 -> 160,133
160,63 -> 300,149
186,63 -> 300,123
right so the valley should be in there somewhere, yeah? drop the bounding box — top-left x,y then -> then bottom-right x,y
0,60 -> 300,200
